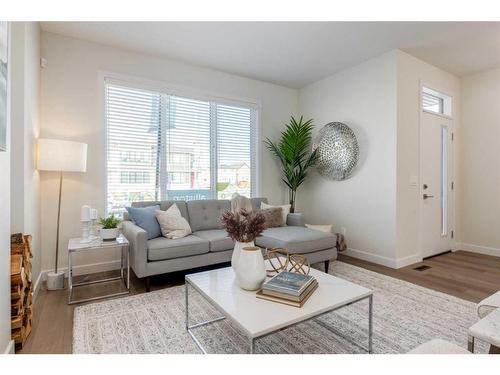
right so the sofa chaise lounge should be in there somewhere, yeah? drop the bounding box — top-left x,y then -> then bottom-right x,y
122,197 -> 337,291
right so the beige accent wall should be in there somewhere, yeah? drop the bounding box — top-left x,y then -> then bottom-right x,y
458,67 -> 500,256
299,50 -> 461,268
299,51 -> 399,267
395,51 -> 460,265
39,32 -> 298,274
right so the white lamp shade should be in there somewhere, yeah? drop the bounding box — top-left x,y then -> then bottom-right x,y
37,138 -> 88,172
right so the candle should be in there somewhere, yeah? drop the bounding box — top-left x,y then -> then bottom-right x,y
81,205 -> 91,222
90,208 -> 98,220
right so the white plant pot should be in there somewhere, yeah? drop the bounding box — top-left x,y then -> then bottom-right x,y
100,228 -> 119,240
235,246 -> 267,291
231,241 -> 254,271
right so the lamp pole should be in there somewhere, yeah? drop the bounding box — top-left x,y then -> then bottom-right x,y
55,170 -> 63,274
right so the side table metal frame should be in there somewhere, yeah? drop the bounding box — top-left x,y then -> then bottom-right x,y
68,240 -> 130,305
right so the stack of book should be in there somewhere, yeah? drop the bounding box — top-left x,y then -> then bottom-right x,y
256,271 -> 318,307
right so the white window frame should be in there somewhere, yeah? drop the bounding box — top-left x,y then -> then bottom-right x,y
100,72 -> 263,214
422,86 -> 453,118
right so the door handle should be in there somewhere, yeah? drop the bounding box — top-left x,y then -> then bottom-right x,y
423,194 -> 434,200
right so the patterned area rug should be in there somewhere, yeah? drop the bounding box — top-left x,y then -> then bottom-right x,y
73,261 -> 486,354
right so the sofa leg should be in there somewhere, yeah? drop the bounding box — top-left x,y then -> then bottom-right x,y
145,276 -> 151,293
324,260 -> 330,274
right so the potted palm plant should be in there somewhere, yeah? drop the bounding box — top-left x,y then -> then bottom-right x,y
264,116 -> 318,213
99,214 -> 121,240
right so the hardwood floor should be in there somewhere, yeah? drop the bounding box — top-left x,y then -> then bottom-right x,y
339,250 -> 500,303
18,250 -> 500,354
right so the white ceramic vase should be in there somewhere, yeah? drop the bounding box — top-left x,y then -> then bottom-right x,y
100,228 -> 119,240
235,246 -> 267,291
231,240 -> 254,271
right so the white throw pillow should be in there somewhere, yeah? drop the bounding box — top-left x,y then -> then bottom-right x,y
305,224 -> 333,233
260,202 -> 290,226
156,204 -> 192,239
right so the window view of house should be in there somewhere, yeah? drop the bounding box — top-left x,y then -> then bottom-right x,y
106,83 -> 257,215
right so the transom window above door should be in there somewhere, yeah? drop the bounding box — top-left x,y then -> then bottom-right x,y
422,86 -> 452,117
105,80 -> 258,215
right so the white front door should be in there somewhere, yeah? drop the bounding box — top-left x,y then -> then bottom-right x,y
420,111 -> 454,258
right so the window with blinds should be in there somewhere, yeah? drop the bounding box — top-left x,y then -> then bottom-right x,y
422,92 -> 443,114
422,86 -> 452,116
105,81 -> 258,215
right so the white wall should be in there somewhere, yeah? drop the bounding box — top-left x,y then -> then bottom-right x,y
10,22 -> 41,286
299,51 -> 399,267
458,67 -> 500,256
40,32 -> 298,273
395,51 -> 460,265
299,50 -> 461,268
0,23 -> 13,354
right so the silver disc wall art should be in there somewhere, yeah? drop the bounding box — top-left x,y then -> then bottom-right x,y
313,122 -> 359,180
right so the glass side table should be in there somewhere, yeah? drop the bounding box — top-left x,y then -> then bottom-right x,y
67,235 -> 130,305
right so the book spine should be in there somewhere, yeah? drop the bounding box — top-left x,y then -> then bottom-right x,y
263,281 -> 318,301
263,277 -> 315,296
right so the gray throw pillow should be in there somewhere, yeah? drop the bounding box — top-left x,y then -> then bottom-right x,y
126,205 -> 161,239
258,207 -> 284,228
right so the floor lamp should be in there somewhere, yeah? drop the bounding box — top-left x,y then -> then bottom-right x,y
37,138 -> 88,290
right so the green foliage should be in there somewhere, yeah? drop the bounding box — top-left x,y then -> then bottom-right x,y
217,182 -> 230,192
99,214 -> 121,229
264,116 -> 318,212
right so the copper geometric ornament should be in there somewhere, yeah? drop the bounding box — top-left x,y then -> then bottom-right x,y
288,254 -> 310,275
264,248 -> 289,276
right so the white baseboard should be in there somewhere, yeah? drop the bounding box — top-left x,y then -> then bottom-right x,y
395,253 -> 423,268
343,248 -> 398,268
3,339 -> 15,354
455,243 -> 500,257
343,248 -> 421,269
39,259 -> 122,282
32,271 -> 43,301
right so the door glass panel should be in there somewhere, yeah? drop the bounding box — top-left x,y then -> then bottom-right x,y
441,126 -> 448,236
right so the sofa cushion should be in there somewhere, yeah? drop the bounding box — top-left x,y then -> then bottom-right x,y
250,197 -> 268,211
261,202 -> 290,226
132,200 -> 189,221
257,207 -> 284,228
125,205 -> 161,240
147,235 -> 209,261
193,229 -> 234,252
187,200 -> 231,232
156,204 -> 192,239
255,226 -> 336,254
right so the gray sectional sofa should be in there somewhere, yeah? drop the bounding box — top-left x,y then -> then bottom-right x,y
122,197 -> 337,291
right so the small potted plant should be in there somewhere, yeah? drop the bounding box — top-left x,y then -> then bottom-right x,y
99,214 -> 121,240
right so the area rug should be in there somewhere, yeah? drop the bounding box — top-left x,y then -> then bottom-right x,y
73,261 -> 486,354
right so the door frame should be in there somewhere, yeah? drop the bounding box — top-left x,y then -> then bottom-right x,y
417,81 -> 456,258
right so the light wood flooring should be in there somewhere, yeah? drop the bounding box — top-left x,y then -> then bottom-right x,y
18,250 -> 500,354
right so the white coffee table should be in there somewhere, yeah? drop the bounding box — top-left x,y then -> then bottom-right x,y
468,307 -> 500,353
185,266 -> 373,354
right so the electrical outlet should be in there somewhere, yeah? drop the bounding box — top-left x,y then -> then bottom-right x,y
341,227 -> 346,236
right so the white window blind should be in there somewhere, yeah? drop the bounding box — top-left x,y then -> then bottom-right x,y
106,85 -> 161,215
216,104 -> 254,199
422,87 -> 452,116
422,91 -> 443,114
105,81 -> 258,215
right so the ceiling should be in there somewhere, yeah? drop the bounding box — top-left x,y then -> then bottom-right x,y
40,22 -> 500,88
